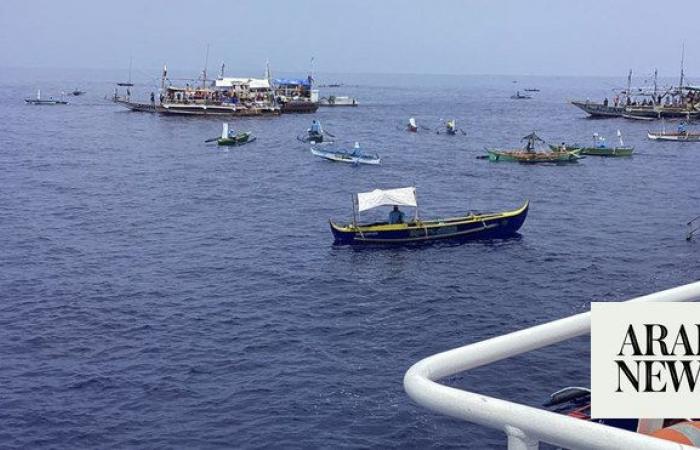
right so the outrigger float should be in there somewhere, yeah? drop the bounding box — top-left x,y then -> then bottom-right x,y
329,187 -> 528,245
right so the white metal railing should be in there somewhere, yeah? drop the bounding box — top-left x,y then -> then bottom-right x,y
404,281 -> 700,450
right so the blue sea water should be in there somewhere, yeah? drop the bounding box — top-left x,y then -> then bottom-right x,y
0,68 -> 699,449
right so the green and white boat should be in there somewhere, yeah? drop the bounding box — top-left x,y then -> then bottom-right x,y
211,123 -> 256,146
487,132 -> 582,163
576,131 -> 634,156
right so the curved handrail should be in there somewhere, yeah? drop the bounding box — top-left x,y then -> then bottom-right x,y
404,281 -> 700,450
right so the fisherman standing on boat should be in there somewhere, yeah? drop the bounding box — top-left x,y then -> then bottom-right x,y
389,206 -> 405,224
150,92 -> 155,105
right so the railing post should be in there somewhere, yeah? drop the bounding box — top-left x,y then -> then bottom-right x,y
505,425 -> 539,450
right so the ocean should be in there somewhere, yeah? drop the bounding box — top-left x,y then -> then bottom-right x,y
1,67 -> 699,448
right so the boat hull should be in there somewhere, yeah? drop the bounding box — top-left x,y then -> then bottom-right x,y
487,149 -> 581,163
330,202 -> 528,245
113,98 -> 280,116
311,148 -> 380,165
217,133 -> 255,146
570,101 -> 624,118
579,146 -> 634,156
647,132 -> 700,142
280,101 -> 319,113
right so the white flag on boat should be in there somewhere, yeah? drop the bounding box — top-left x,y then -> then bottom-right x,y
357,187 -> 417,212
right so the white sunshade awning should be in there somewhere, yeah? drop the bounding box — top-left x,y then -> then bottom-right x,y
357,187 -> 417,212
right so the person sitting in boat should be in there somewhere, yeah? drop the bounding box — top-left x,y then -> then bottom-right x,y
309,120 -> 323,139
388,206 -> 405,224
446,120 -> 456,134
603,97 -> 608,107
351,142 -> 363,157
678,122 -> 688,135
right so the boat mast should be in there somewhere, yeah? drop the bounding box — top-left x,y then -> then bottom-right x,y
679,42 -> 686,89
128,55 -> 133,84
160,64 -> 167,91
202,44 -> 210,90
352,194 -> 357,227
653,68 -> 658,104
626,69 -> 632,104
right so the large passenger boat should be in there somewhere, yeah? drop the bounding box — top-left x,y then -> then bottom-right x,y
273,78 -> 319,113
114,66 -> 280,116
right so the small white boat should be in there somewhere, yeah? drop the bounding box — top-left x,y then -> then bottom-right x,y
648,121 -> 700,141
311,143 -> 380,165
24,89 -> 68,105
647,131 -> 700,141
319,95 -> 358,107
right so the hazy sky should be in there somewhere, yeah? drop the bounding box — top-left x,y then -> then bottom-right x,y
1,0 -> 697,78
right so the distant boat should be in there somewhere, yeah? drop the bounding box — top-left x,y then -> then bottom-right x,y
319,95 -> 358,106
311,143 -> 380,165
24,89 -> 67,105
329,186 -> 528,245
524,88 -> 540,92
510,91 -> 531,100
407,117 -> 418,132
70,89 -> 86,96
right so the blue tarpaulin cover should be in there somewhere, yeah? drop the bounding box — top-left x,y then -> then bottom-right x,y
274,78 -> 311,86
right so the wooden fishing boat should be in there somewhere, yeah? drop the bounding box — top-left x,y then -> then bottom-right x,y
329,187 -> 528,245
208,123 -> 256,146
218,132 -> 255,146
487,132 -> 581,163
297,132 -> 325,144
24,90 -> 67,105
311,144 -> 380,165
648,131 -> 700,141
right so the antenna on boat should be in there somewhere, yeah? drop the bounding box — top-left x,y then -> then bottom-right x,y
220,62 -> 225,78
128,54 -> 133,84
202,44 -> 210,89
265,59 -> 271,82
653,68 -> 658,103
160,64 -> 167,91
310,56 -> 315,84
680,42 -> 686,89
626,69 -> 632,103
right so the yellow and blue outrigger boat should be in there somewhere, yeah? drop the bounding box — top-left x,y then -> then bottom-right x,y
329,187 -> 528,245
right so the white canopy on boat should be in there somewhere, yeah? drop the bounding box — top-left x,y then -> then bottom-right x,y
357,187 -> 417,212
215,77 -> 271,89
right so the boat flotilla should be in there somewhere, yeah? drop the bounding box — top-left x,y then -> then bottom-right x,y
329,187 -> 528,245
